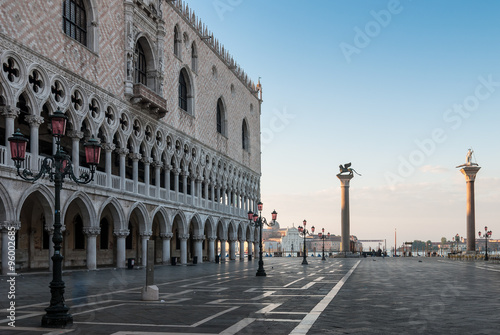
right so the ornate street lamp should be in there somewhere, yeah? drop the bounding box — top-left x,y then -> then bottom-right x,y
9,108 -> 101,328
478,226 -> 492,261
297,220 -> 314,265
248,202 -> 277,276
318,228 -> 330,261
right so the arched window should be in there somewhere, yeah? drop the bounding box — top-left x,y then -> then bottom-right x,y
178,69 -> 193,114
174,25 -> 181,58
63,0 -> 87,46
216,98 -> 226,136
191,42 -> 198,72
242,120 -> 249,151
135,42 -> 147,85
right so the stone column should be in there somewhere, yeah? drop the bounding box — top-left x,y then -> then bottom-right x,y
461,166 -> 481,253
164,164 -> 171,200
337,174 -> 354,254
67,130 -> 84,174
142,157 -> 152,197
83,227 -> 100,270
103,143 -> 116,188
253,240 -> 259,258
239,239 -> 245,260
130,153 -> 141,194
196,176 -> 203,207
229,238 -> 236,260
173,168 -> 180,202
153,161 -> 162,198
179,233 -> 189,264
247,239 -> 253,259
114,229 -> 129,268
140,231 -> 152,266
1,106 -> 19,166
1,221 -> 20,275
220,239 -> 227,263
160,233 -> 173,264
192,234 -> 205,263
182,171 -> 188,195
25,115 -> 44,170
208,236 -> 216,262
117,148 -> 129,191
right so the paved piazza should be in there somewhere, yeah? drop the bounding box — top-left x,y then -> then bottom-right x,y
1,257 -> 499,334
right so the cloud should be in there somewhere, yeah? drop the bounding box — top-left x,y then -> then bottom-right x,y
419,165 -> 449,174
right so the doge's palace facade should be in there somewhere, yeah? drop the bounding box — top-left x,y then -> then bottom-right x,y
0,0 -> 262,274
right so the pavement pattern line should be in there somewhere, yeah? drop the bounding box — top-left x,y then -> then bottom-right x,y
289,260 -> 361,335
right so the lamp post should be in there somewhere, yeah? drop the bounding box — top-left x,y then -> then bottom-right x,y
8,108 -> 101,328
478,226 -> 492,261
297,220 -> 314,265
247,202 -> 277,276
318,228 -> 330,261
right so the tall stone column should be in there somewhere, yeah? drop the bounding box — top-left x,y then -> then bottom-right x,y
130,153 -> 141,194
337,174 -> 354,254
239,239 -> 245,260
253,240 -> 259,258
153,161 -> 162,198
160,233 -> 173,264
460,166 -> 481,253
208,236 -> 216,262
1,106 -> 19,166
114,229 -> 129,268
83,227 -> 100,270
1,221 -> 20,275
229,238 -> 236,260
67,130 -> 83,174
192,235 -> 204,263
103,143 -> 116,188
164,164 -> 172,201
174,169 -> 180,202
220,239 -> 227,263
179,234 -> 189,264
117,148 -> 129,191
142,157 -> 152,197
25,115 -> 44,170
140,231 -> 152,266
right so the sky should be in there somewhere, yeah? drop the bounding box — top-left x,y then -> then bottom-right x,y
186,0 -> 500,250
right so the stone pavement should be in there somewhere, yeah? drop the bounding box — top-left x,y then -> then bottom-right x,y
1,257 -> 500,334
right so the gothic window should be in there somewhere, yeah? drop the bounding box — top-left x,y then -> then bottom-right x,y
216,98 -> 226,136
63,0 -> 87,46
191,42 -> 198,72
135,42 -> 147,85
174,25 -> 181,58
242,120 -> 249,151
179,72 -> 187,111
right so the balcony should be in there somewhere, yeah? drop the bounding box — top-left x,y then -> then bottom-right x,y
130,84 -> 168,119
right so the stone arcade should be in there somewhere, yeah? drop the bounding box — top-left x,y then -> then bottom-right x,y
0,0 -> 263,274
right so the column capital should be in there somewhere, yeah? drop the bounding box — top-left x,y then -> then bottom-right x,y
153,161 -> 163,168
0,221 -> 21,231
192,234 -> 205,241
129,152 -> 142,161
140,230 -> 153,238
337,173 -> 354,187
160,232 -> 173,239
207,236 -> 217,241
67,129 -> 84,140
141,157 -> 153,164
460,166 -> 481,182
103,143 -> 116,152
25,114 -> 44,126
178,233 -> 190,240
83,227 -> 100,236
113,229 -> 130,237
116,148 -> 130,156
0,105 -> 19,118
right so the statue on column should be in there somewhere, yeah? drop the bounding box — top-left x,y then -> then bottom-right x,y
456,149 -> 478,168
337,162 -> 361,177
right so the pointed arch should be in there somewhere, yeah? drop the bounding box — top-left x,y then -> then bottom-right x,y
128,201 -> 150,233
62,191 -> 97,228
